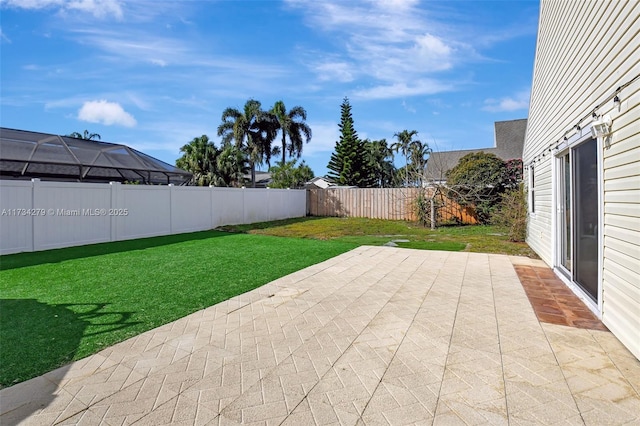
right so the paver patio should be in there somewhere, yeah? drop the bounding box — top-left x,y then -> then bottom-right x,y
2,246 -> 639,425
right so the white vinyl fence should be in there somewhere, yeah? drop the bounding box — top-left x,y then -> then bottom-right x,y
0,180 -> 306,255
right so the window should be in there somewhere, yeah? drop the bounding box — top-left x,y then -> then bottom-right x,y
529,163 -> 535,213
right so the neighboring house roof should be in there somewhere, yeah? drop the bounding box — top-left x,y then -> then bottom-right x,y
305,176 -> 357,189
425,118 -> 527,181
426,148 -> 493,183
306,176 -> 334,189
242,171 -> 272,188
0,127 -> 192,185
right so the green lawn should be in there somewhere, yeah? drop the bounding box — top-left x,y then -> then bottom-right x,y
0,231 -> 357,387
219,217 -> 537,257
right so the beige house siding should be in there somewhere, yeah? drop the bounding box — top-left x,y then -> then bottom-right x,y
524,0 -> 639,358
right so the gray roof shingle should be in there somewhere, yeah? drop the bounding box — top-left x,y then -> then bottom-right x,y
425,119 -> 526,181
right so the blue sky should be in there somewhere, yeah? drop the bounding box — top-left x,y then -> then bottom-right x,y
1,0 -> 539,177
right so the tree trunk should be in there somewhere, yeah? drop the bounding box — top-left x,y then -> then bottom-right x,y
249,161 -> 256,188
281,133 -> 286,166
405,149 -> 409,188
430,197 -> 436,230
251,163 -> 256,188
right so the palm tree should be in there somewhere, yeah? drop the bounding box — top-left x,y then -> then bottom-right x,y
217,99 -> 278,187
391,130 -> 420,187
175,135 -> 219,186
364,139 -> 395,187
68,130 -> 101,141
408,140 -> 432,187
216,145 -> 247,187
270,101 -> 312,166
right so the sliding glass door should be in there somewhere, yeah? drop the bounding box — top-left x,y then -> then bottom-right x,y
557,138 -> 599,302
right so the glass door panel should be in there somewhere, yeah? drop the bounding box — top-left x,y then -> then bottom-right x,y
573,138 -> 598,300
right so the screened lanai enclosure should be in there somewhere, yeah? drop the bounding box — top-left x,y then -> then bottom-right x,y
0,128 -> 191,185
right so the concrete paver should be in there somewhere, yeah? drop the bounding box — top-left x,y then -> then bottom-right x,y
1,246 -> 639,425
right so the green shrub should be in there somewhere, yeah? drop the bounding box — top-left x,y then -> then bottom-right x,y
445,152 -> 523,225
491,184 -> 527,242
413,191 -> 430,227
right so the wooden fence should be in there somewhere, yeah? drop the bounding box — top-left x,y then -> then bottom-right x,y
307,188 -> 477,224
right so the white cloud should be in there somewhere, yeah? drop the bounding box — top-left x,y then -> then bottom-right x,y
374,0 -> 419,10
70,28 -> 288,84
149,58 -> 167,67
353,79 -> 452,100
286,0 -> 469,98
0,27 -> 11,43
412,33 -> 453,71
401,100 -> 416,114
78,100 -> 136,127
3,0 -> 123,19
3,0 -> 61,8
66,0 -> 122,19
302,122 -> 340,156
287,0 -> 535,102
315,61 -> 354,82
71,29 -> 185,65
130,125 -> 210,154
125,92 -> 152,111
45,95 -> 89,110
482,90 -> 530,112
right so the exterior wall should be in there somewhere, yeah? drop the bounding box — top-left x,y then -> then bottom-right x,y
0,180 -> 306,255
524,0 -> 640,358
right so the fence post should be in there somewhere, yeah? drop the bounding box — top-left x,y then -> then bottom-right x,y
29,178 -> 39,252
168,184 -> 174,234
242,186 -> 246,224
110,181 -> 121,242
209,184 -> 216,230
31,178 -> 42,251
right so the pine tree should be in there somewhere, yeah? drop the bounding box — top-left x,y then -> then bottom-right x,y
327,97 -> 368,186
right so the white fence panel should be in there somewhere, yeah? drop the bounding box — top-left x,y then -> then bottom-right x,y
266,189 -> 305,221
212,188 -> 245,227
268,190 -> 287,221
0,180 -> 34,253
171,186 -> 213,233
34,181 -> 112,251
0,180 -> 306,255
289,190 -> 307,218
244,189 -> 270,224
115,185 -> 171,241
